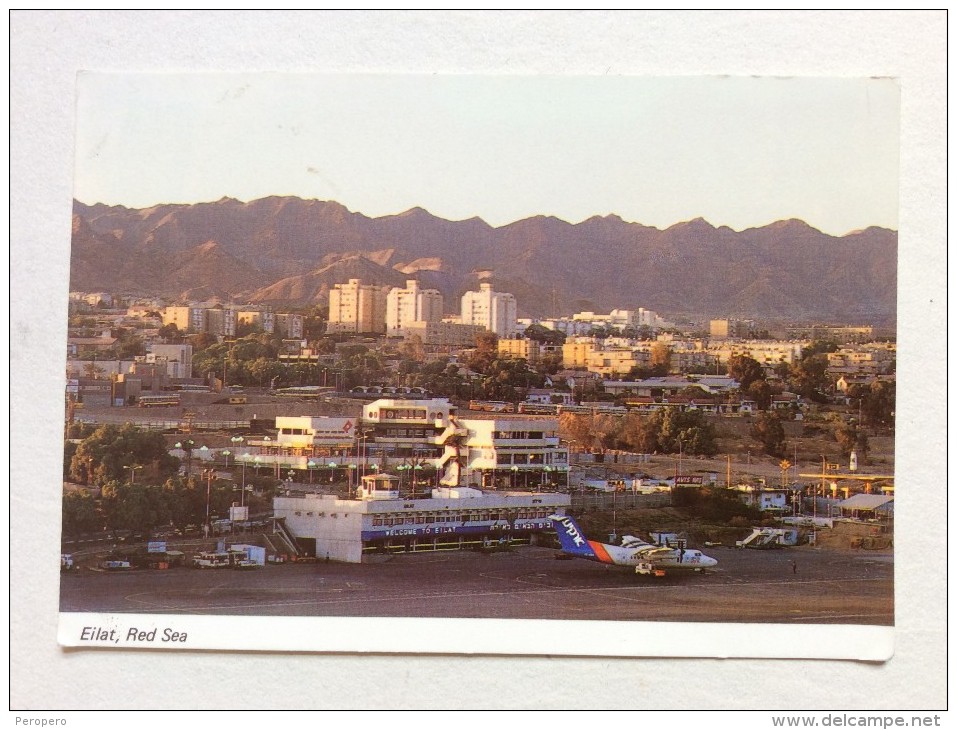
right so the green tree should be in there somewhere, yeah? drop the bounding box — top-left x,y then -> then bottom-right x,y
615,412 -> 659,453
650,342 -> 672,374
62,491 -> 102,537
559,412 -> 621,454
672,486 -> 762,523
728,354 -> 765,391
187,331 -> 218,352
467,332 -> 500,374
474,357 -> 545,401
115,328 -> 145,359
801,340 -> 840,360
848,381 -> 896,429
790,353 -> 831,403
647,408 -> 717,456
69,424 -> 180,486
751,411 -> 787,457
157,323 -> 182,342
400,335 -> 426,363
834,420 -> 869,461
100,482 -> 171,535
523,324 -> 566,346
745,379 -> 775,411
679,385 -> 711,400
82,361 -> 105,380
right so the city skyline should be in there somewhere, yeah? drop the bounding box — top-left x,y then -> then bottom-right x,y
74,73 -> 900,237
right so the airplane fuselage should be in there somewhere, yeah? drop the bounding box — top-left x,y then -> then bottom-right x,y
584,540 -> 716,570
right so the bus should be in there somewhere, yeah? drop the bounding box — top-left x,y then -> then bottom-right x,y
275,386 -> 335,399
138,393 -> 181,408
468,400 -> 516,413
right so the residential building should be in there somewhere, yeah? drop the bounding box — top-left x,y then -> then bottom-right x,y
386,280 -> 444,336
146,343 -> 193,379
735,484 -> 794,514
586,347 -> 649,377
205,306 -> 238,337
460,283 -> 517,337
328,279 -> 390,334
237,307 -> 274,334
525,388 -> 574,406
710,319 -> 754,339
707,340 -> 804,366
402,321 -> 485,348
561,338 -> 597,368
274,313 -> 304,339
497,338 -> 541,363
66,336 -> 118,359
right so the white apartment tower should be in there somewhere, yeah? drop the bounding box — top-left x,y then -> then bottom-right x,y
461,283 -> 517,337
386,280 -> 444,336
328,279 -> 390,334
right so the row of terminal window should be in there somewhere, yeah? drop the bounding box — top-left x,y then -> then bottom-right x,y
492,431 -> 546,440
368,409 -> 442,421
495,453 -> 568,464
371,509 -> 551,527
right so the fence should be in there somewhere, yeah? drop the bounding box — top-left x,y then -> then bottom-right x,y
75,414 -> 250,431
570,491 -> 671,511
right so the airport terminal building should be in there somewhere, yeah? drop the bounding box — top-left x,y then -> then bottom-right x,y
274,476 -> 571,563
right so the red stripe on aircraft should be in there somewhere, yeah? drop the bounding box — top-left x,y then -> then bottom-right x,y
588,541 -> 614,563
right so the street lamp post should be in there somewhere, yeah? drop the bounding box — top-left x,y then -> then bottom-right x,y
396,464 -> 411,495
123,464 -> 143,485
241,453 -> 252,504
677,436 -> 684,480
175,439 -> 195,476
307,460 -> 317,484
230,435 -> 245,463
202,468 -> 215,533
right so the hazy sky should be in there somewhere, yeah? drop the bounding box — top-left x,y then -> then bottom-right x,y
74,73 -> 899,235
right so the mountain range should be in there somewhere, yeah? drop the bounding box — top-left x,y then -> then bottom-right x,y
70,197 -> 897,324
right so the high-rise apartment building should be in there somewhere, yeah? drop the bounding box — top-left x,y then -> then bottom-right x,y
386,280 -> 444,336
328,279 -> 390,334
460,283 -> 517,337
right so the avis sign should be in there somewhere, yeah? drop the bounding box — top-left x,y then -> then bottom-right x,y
675,476 -> 704,486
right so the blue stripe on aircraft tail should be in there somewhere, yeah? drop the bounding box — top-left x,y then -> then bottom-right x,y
549,514 -> 597,558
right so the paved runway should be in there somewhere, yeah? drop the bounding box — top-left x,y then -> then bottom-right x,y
59,545 -> 893,625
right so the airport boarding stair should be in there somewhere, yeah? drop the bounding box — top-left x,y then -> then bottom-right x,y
735,528 -> 786,549
269,517 -> 302,558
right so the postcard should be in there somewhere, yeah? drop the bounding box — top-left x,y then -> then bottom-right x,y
54,72 -> 900,660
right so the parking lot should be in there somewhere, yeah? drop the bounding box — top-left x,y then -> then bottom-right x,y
60,544 -> 893,625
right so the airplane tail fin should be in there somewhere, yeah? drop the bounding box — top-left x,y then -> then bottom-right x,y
549,514 -> 598,558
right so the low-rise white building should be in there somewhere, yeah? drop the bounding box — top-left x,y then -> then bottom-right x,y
274,478 -> 571,562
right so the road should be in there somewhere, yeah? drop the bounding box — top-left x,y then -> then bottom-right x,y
60,545 -> 892,625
